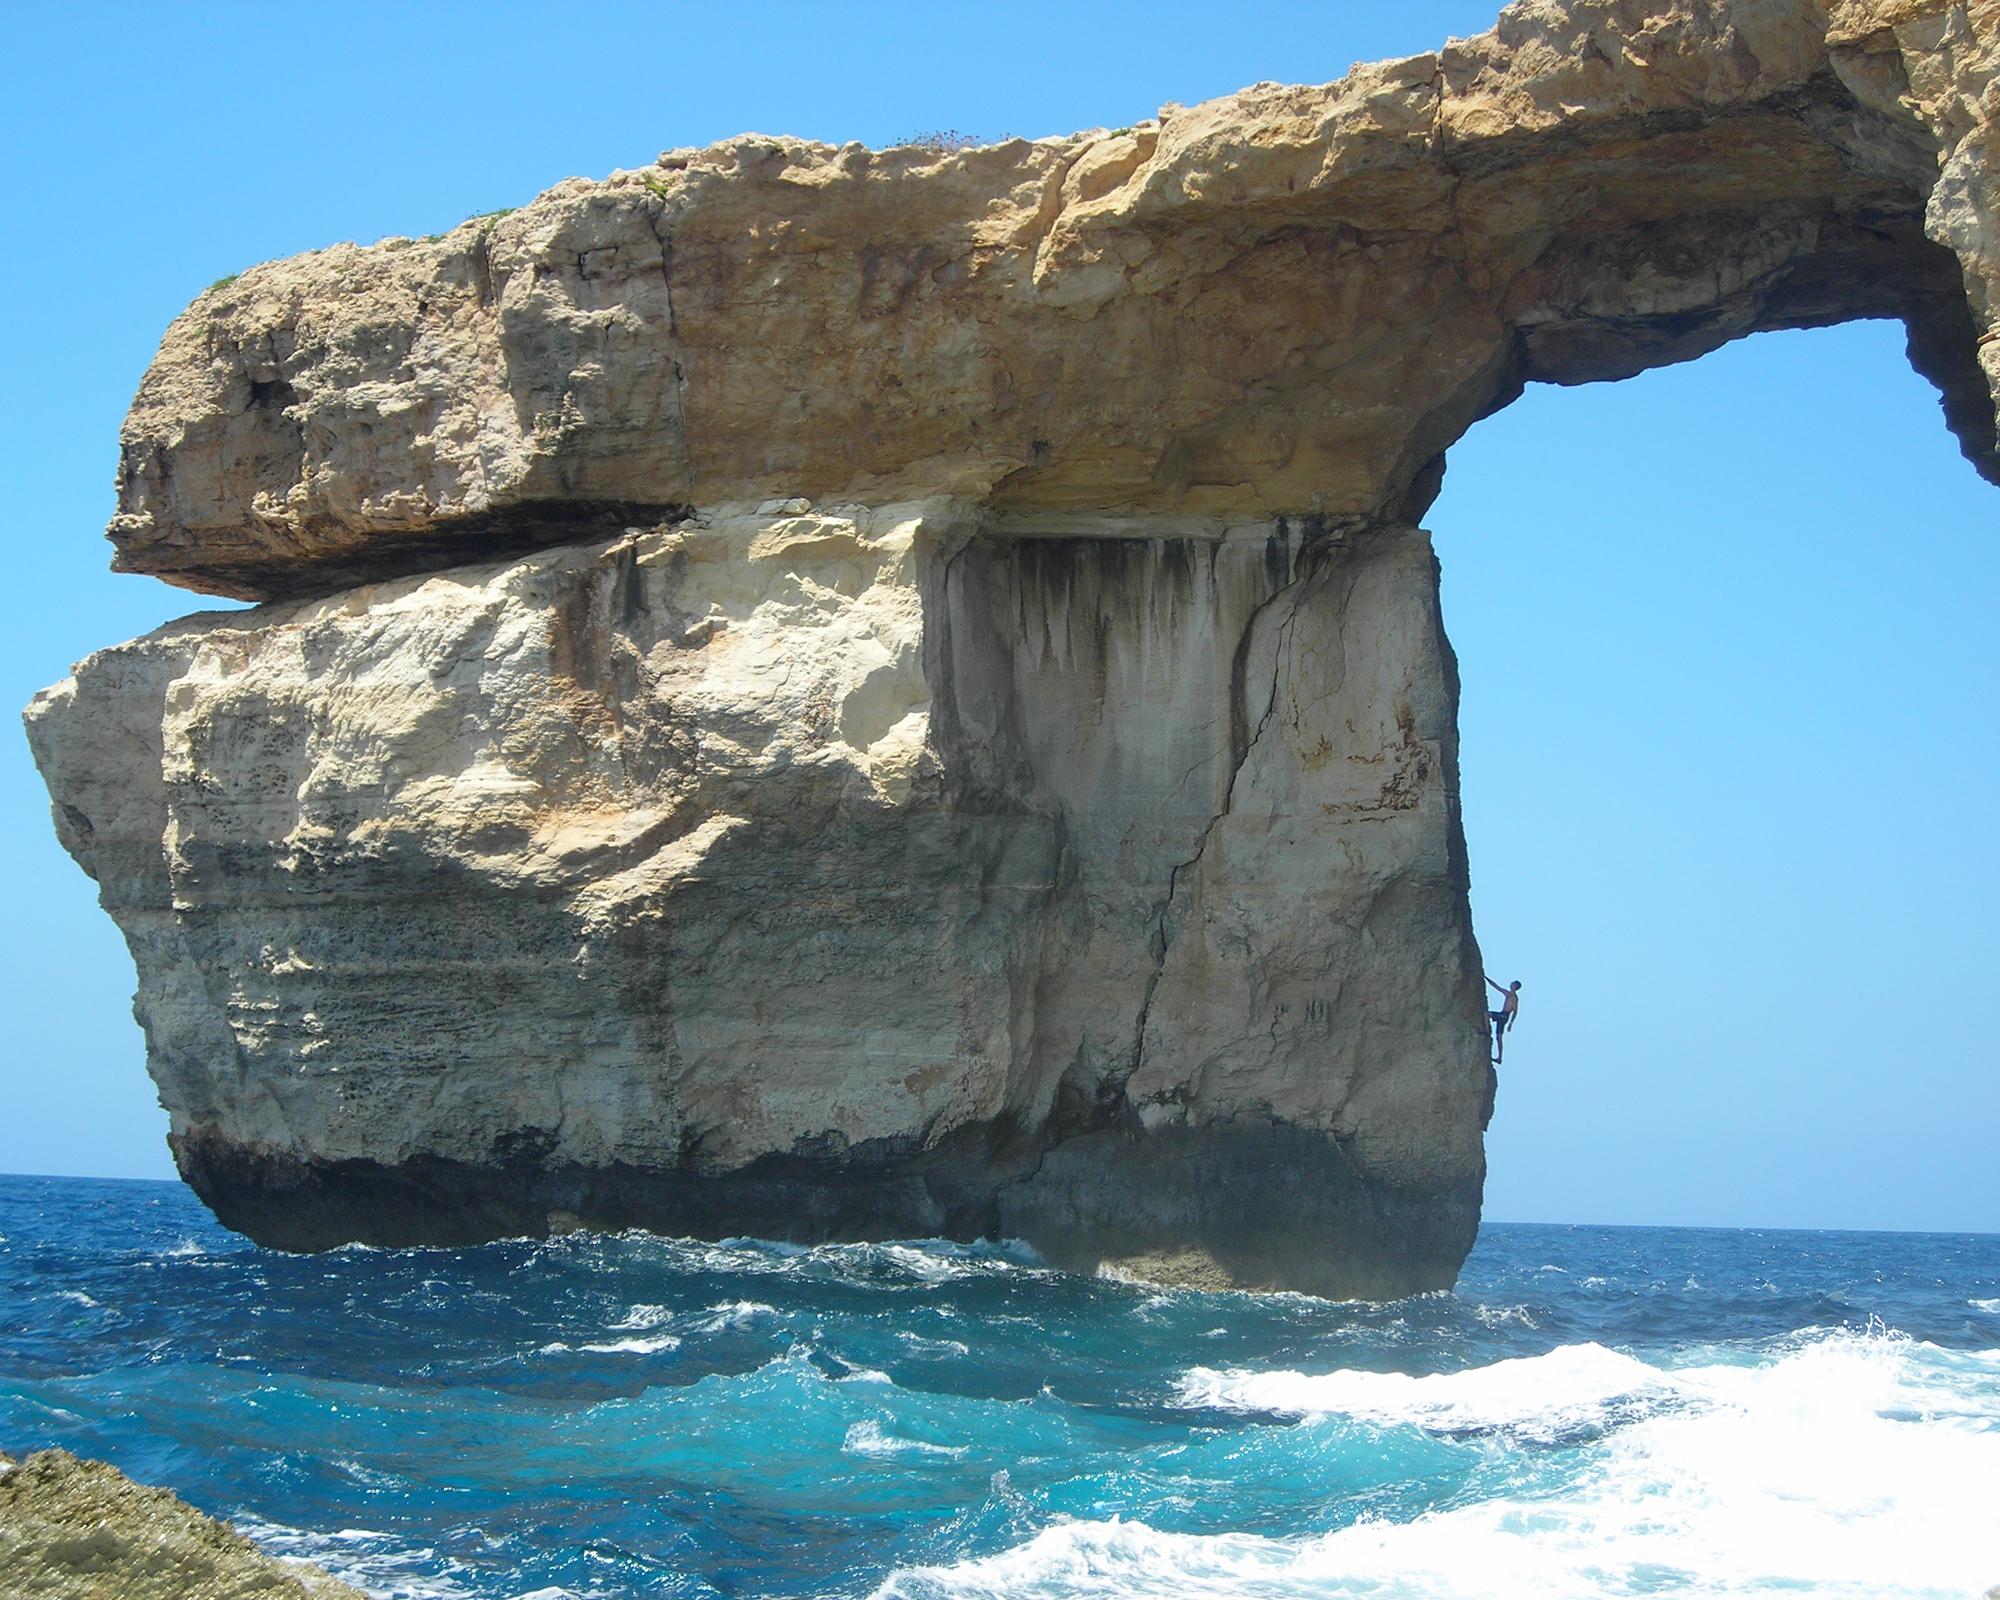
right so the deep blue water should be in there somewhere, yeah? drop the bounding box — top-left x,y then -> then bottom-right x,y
1,1175 -> 1996,1599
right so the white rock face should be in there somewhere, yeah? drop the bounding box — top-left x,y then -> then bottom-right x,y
27,503 -> 1488,1295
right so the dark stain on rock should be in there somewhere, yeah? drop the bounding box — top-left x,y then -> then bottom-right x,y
119,500 -> 693,604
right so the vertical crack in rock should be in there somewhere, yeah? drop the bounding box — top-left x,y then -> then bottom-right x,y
642,205 -> 698,507
1130,556 -> 1312,1086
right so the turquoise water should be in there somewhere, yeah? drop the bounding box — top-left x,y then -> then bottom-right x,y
2,1174 -> 1996,1598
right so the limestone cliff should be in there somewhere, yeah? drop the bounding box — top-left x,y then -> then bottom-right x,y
28,506 -> 1481,1294
26,0 -> 2000,1296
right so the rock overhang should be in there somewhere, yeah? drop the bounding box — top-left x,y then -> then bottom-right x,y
105,0 -> 2000,602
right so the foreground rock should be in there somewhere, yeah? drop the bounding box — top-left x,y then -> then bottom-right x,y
25,0 -> 2000,1296
0,1449 -> 364,1600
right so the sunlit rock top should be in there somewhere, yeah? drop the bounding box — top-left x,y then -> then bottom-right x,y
110,0 -> 2000,599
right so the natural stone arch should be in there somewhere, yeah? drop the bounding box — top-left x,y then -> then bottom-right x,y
28,0 -> 1999,1295
106,0 -> 1997,597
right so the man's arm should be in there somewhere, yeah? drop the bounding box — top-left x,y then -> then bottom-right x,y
1486,976 -> 1505,995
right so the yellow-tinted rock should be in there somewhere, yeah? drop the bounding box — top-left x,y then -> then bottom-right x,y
28,507 -> 1489,1297
107,0 -> 1998,600
0,1449 -> 365,1600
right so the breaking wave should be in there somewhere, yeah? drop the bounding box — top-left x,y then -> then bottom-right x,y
1175,1340 -> 1676,1438
885,1331 -> 2000,1600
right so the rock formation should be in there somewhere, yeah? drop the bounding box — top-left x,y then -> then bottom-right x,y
0,1448 -> 365,1600
26,0 -> 1999,1296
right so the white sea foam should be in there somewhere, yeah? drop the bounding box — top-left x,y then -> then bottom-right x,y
897,1331 -> 971,1357
691,1299 -> 777,1333
869,1239 -> 1046,1283
717,1235 -> 812,1257
237,1516 -> 482,1600
536,1330 -> 682,1357
1971,1296 -> 2000,1314
607,1303 -> 673,1331
51,1290 -> 100,1308
843,1420 -> 969,1459
577,1334 -> 682,1355
628,1233 -> 1045,1285
330,1457 -> 403,1488
1470,1302 -> 1539,1330
888,1330 -> 2000,1599
1175,1341 -> 1672,1437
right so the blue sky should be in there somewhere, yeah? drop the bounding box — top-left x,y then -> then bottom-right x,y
2,2 -> 1993,1231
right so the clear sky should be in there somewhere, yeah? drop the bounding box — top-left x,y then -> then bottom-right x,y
2,3 -> 1993,1231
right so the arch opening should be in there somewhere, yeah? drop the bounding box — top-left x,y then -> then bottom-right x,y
1428,317 -> 1999,1231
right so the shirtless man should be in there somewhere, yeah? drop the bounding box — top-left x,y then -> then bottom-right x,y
1486,976 -> 1522,1063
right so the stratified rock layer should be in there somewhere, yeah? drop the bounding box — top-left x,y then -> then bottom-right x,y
26,0 -> 2000,1295
29,505 -> 1484,1295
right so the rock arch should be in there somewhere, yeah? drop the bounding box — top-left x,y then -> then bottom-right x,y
28,0 -> 1998,1293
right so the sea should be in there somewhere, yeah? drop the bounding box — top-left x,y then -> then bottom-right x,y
1,1174 -> 1995,1600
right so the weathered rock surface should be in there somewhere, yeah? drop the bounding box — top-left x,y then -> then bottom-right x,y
28,504 -> 1484,1294
109,0 -> 1999,600
0,1449 -> 365,1600
25,0 -> 2000,1295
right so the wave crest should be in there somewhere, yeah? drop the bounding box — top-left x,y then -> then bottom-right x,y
1175,1341 -> 1673,1439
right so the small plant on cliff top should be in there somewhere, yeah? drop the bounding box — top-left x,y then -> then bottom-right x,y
207,273 -> 238,293
899,129 -> 982,154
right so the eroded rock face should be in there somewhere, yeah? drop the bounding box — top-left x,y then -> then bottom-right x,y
28,504 -> 1484,1295
25,0 -> 1999,1295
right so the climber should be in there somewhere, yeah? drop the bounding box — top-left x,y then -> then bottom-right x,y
1485,976 -> 1521,1063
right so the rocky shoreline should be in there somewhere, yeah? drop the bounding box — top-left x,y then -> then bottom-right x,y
0,1448 -> 364,1600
